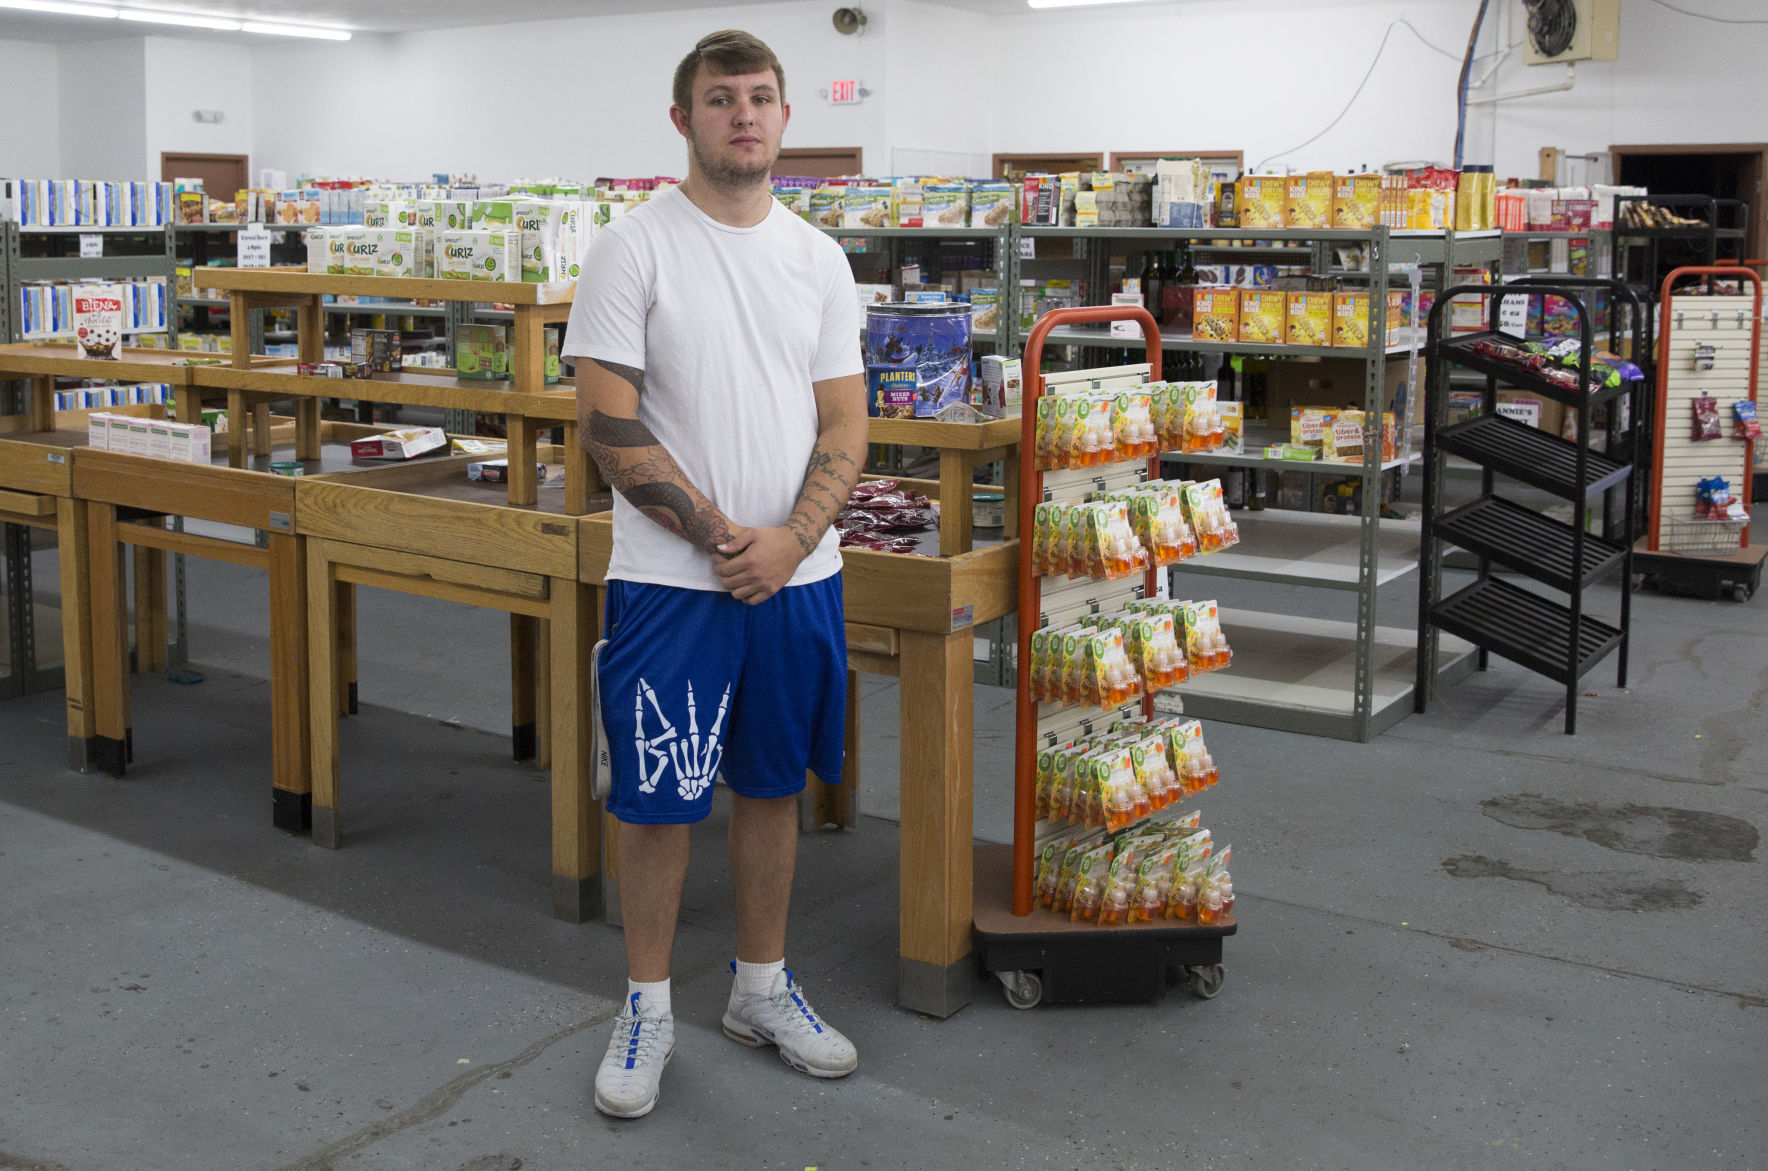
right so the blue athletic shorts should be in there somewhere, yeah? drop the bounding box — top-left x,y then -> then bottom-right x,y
597,573 -> 847,825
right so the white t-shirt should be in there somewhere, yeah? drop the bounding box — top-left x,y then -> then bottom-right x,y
564,185 -> 862,592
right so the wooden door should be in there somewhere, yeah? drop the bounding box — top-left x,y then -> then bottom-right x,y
160,152 -> 249,200
774,147 -> 863,180
992,152 -> 1104,180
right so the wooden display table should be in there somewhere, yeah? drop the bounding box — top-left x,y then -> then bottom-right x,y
193,269 -> 592,512
579,513 -> 1017,1016
299,454 -> 605,921
867,415 -> 1021,556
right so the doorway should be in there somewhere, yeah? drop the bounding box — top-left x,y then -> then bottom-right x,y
160,152 -> 249,201
992,152 -> 1104,180
1610,144 -> 1766,263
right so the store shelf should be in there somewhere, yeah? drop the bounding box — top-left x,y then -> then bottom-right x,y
1428,576 -> 1623,686
1152,607 -> 1474,741
1024,227 -> 1382,243
197,268 -> 573,305
22,326 -> 168,342
1434,494 -> 1627,593
868,415 -> 1020,450
172,222 -> 313,233
1435,413 -> 1630,500
322,302 -> 449,319
191,366 -> 579,420
176,297 -> 231,309
1040,323 -> 1418,359
1172,510 -> 1420,589
12,224 -> 171,235
820,226 -> 1003,239
1165,427 -> 1419,474
1433,331 -> 1636,409
13,256 -> 170,281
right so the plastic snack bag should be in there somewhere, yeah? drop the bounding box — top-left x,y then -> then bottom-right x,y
1734,400 -> 1761,440
1693,395 -> 1722,441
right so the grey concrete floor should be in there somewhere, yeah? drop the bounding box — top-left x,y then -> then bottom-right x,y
2,553 -> 1766,1170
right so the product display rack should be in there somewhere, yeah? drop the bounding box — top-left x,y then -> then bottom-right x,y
171,222 -> 306,352
1012,224 -> 1497,741
972,304 -> 1235,1009
1416,282 -> 1639,734
1633,265 -> 1765,601
1617,195 -> 1749,292
820,222 -> 1015,348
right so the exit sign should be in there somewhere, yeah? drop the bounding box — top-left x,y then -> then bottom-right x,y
829,79 -> 860,104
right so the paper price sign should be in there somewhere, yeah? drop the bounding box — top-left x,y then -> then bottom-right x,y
237,225 -> 272,268
1019,236 -> 1036,260
1496,292 -> 1528,339
79,234 -> 103,258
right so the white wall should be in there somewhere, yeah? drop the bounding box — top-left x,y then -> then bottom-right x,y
57,37 -> 144,179
883,0 -> 993,176
0,39 -> 59,176
143,36 -> 254,180
248,2 -> 893,181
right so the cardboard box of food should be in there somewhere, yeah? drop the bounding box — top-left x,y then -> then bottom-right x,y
1332,174 -> 1381,229
842,186 -> 893,230
1193,288 -> 1239,343
1237,176 -> 1288,229
467,459 -> 548,483
1320,410 -> 1397,463
977,355 -> 1022,417
350,426 -> 446,460
1290,406 -> 1334,450
1238,290 -> 1287,345
1331,290 -> 1405,349
1285,291 -> 1333,347
1285,173 -> 1334,230
435,229 -> 517,281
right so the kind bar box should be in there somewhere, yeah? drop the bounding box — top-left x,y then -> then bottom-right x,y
350,425 -> 446,460
456,324 -> 507,380
977,355 -> 1023,418
1238,290 -> 1287,345
1285,291 -> 1333,347
1333,173 -> 1381,229
1331,291 -> 1405,349
1237,176 -> 1288,229
436,230 -> 516,281
1193,288 -> 1240,343
72,283 -> 125,360
1285,173 -> 1335,230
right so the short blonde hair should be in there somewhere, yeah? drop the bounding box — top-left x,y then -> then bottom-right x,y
672,30 -> 785,112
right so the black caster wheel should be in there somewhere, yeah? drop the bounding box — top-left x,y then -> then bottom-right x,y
998,970 -> 1043,1010
1186,963 -> 1225,999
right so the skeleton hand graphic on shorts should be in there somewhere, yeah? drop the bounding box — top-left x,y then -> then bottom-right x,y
634,677 -> 732,801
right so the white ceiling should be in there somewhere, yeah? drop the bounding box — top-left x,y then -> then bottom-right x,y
0,0 -> 1032,43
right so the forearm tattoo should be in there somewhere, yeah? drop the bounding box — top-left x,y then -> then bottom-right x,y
581,381 -> 735,554
788,433 -> 863,556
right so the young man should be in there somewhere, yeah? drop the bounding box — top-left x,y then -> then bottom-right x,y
563,30 -> 869,1120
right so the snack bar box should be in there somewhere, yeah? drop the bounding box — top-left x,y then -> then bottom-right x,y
350,426 -> 447,460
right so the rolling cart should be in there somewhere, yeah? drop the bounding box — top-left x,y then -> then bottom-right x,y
1634,266 -> 1764,602
972,304 -> 1237,1009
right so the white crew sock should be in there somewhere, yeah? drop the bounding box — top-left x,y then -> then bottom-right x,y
627,977 -> 671,1017
734,958 -> 785,997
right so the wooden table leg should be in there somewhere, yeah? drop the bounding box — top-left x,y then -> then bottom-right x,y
536,616 -> 553,771
295,294 -> 323,365
268,532 -> 312,834
511,613 -> 538,761
897,629 -> 974,1018
335,580 -> 357,716
251,404 -> 273,458
294,398 -> 322,462
550,578 -> 602,922
939,449 -> 975,557
86,502 -> 130,777
800,667 -> 860,831
507,415 -> 539,507
228,293 -> 251,366
1003,449 -> 1021,540
561,420 -> 600,516
305,542 -> 340,846
174,389 -> 202,426
56,497 -> 98,772
132,540 -> 167,674
29,374 -> 54,432
226,390 -> 247,469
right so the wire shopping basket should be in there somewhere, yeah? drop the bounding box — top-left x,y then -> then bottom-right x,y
1659,513 -> 1749,556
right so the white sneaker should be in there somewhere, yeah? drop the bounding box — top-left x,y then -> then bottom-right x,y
722,966 -> 858,1079
594,992 -> 675,1119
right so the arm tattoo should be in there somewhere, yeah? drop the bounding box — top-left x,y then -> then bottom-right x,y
581,406 -> 734,555
590,358 -> 645,396
788,428 -> 865,554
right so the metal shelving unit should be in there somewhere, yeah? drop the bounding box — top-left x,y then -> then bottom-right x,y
1015,223 -> 1496,741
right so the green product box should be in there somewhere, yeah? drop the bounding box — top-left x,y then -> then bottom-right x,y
456,324 -> 508,381
543,326 -> 560,384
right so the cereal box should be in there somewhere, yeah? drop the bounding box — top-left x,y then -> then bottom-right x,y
969,182 -> 1015,229
924,184 -> 971,228
1237,176 -> 1288,229
843,186 -> 893,230
1332,174 -> 1381,229
977,355 -> 1022,418
773,187 -> 811,220
435,229 -> 517,282
1193,288 -> 1239,343
1285,291 -> 1333,347
1238,290 -> 1286,345
1285,173 -> 1334,230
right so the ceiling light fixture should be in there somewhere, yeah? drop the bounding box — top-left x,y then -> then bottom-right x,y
117,7 -> 241,29
0,0 -> 118,16
241,20 -> 350,40
1026,0 -> 1157,8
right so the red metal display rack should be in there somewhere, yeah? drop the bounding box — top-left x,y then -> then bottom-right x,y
971,304 -> 1237,1009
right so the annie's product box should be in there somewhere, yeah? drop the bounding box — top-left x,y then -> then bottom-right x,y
350,426 -> 447,460
1285,291 -> 1333,347
1238,290 -> 1287,345
436,230 -> 517,281
976,355 -> 1023,418
1192,288 -> 1239,343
